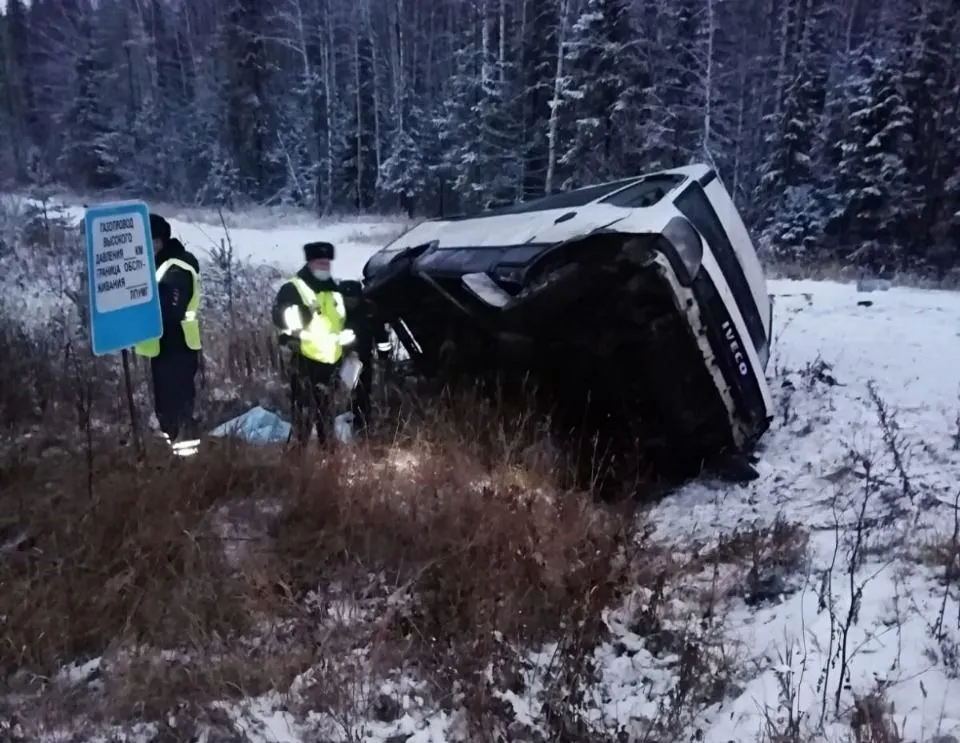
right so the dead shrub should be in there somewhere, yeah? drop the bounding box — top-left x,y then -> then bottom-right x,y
0,307 -> 73,433
920,503 -> 960,676
924,539 -> 959,585
922,496 -> 960,589
196,251 -> 288,421
688,515 -> 811,608
270,419 -> 643,740
272,445 -> 631,655
99,638 -> 317,723
850,688 -> 903,743
0,439 -> 291,679
699,516 -> 809,571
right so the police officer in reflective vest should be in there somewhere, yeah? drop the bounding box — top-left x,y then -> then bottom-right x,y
133,214 -> 202,453
338,279 -> 390,436
272,241 -> 352,446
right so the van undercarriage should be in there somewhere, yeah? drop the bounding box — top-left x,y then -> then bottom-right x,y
365,231 -> 760,492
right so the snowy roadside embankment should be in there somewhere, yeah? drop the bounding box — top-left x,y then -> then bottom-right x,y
0,192 -> 412,330
642,280 -> 960,741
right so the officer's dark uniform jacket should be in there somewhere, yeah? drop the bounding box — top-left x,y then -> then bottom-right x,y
136,238 -> 201,355
133,223 -> 203,442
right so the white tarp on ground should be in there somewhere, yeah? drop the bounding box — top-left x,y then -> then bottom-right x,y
207,405 -> 354,444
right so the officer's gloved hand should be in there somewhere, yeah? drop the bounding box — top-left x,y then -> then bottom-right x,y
339,328 -> 356,346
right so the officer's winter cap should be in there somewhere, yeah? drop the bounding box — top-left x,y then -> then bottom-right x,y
149,213 -> 171,241
304,241 -> 334,261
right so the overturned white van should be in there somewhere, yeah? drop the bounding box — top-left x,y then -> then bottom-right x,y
362,164 -> 775,485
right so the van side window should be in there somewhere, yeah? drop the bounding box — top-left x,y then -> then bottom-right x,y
600,174 -> 687,208
469,178 -> 643,218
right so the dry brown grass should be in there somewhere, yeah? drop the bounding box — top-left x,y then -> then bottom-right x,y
0,440 -> 285,677
696,516 -> 810,573
275,441 -> 629,647
0,404 -> 646,738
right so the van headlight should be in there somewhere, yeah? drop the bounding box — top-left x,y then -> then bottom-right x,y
661,216 -> 703,286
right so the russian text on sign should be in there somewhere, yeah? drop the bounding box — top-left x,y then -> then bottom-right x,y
89,213 -> 154,313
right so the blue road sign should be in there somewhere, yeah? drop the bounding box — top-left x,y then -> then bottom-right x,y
84,200 -> 163,356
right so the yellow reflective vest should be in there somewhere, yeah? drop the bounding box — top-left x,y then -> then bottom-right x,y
133,257 -> 202,357
282,276 -> 347,365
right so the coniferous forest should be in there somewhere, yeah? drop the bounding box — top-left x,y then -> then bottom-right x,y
1,0 -> 958,273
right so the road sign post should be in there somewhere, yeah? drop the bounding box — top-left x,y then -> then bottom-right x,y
83,200 -> 163,356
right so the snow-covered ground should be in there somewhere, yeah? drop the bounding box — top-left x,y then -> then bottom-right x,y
0,191 -> 411,278
647,281 -> 960,742
4,197 -> 960,741
150,207 -> 408,277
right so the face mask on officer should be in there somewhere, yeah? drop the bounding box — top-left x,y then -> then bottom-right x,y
308,258 -> 331,281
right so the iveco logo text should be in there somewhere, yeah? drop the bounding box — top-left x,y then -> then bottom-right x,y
721,320 -> 749,377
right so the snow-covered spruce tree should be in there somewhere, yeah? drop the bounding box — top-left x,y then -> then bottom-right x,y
379,95 -> 434,218
649,0 -> 706,169
938,17 -> 960,275
557,0 -> 651,188
439,0 -> 522,210
327,0 -> 379,213
194,24 -> 244,208
693,0 -> 753,191
515,0 -> 565,199
262,0 -> 330,210
754,0 -> 834,264
897,0 -> 958,274
219,0 -> 285,204
380,0 -> 453,212
826,50 -> 911,274
112,0 -> 203,204
0,0 -> 35,184
55,11 -> 125,192
0,12 -> 15,184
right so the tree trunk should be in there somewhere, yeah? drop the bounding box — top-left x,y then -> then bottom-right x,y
545,0 -> 569,194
